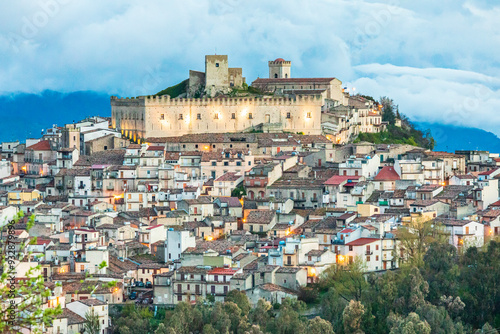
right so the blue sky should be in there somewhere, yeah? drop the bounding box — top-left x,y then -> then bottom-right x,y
0,0 -> 499,134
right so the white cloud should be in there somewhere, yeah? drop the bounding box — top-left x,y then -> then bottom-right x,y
0,0 -> 499,133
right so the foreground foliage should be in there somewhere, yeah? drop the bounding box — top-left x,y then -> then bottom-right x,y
110,240 -> 500,334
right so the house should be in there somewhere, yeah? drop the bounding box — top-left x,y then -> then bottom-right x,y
409,200 -> 450,216
373,166 -> 400,191
247,283 -> 298,306
341,237 -> 383,272
172,266 -> 209,304
243,210 -> 277,233
66,299 -> 109,334
212,172 -> 244,197
436,218 -> 484,249
206,267 -> 237,302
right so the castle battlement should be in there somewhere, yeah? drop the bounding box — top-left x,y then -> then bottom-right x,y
111,94 -> 323,107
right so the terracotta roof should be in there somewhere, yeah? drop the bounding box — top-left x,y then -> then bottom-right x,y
215,172 -> 242,182
274,58 -> 286,62
26,140 -> 51,151
374,166 -> 400,181
246,210 -> 276,224
147,145 -> 164,151
479,168 -> 499,176
324,175 -> 361,186
208,267 -> 237,275
345,237 -> 379,246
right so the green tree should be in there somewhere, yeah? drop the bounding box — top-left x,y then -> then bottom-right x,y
271,299 -> 307,334
320,289 -> 347,333
225,289 -> 251,316
459,241 -> 500,328
342,300 -> 365,334
320,260 -> 367,301
387,312 -> 431,334
380,96 -> 396,125
154,323 -> 177,334
0,212 -> 62,333
84,308 -> 100,334
421,242 -> 459,304
249,299 -> 272,330
307,316 -> 335,334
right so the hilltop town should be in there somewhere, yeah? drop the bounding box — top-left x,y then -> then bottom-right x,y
1,55 -> 499,333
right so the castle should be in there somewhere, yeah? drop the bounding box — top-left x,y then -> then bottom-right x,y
111,55 -> 344,141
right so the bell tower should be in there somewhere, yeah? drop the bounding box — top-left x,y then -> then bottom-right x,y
268,58 -> 291,79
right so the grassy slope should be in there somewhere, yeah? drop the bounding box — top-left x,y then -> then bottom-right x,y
156,79 -> 189,98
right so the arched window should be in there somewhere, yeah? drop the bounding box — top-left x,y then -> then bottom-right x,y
274,73 -> 278,78
285,74 -> 288,78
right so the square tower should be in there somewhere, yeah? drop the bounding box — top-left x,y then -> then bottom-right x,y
205,55 -> 229,89
269,58 -> 291,79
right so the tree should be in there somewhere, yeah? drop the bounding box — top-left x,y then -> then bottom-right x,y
320,289 -> 347,333
84,308 -> 100,334
307,316 -> 335,334
380,96 -> 396,126
397,218 -> 447,267
271,299 -> 307,334
421,242 -> 459,304
387,312 -> 431,334
249,299 -> 272,330
0,212 -> 62,333
320,259 -> 367,302
342,300 -> 365,334
225,289 -> 251,316
154,323 -> 177,334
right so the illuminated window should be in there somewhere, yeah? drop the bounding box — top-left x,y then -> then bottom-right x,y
248,113 -> 253,119
178,114 -> 183,120
160,114 -> 164,120
214,113 -> 219,120
307,112 -> 312,118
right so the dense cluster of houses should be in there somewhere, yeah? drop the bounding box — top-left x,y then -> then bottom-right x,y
2,117 -> 500,334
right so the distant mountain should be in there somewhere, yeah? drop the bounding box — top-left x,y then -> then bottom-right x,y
0,90 -> 110,142
416,122 -> 500,153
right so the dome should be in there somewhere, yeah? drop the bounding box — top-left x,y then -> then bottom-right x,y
274,58 -> 285,62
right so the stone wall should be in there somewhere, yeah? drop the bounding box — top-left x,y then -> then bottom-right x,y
111,95 -> 323,139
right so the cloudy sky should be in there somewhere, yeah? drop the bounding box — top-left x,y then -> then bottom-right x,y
0,0 -> 499,134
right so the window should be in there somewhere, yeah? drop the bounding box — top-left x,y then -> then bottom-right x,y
216,63 -> 219,67
231,113 -> 236,119
214,113 -> 219,120
160,114 -> 164,120
236,161 -> 241,166
248,161 -> 251,165
307,112 -> 312,118
178,114 -> 183,120
376,256 -> 379,261
349,245 -> 353,251
224,161 -> 229,166
286,112 -> 291,119
376,245 -> 379,250
366,255 -> 370,262
211,161 -> 217,166
248,113 -> 253,119
195,144 -> 198,149
197,114 -> 201,120
214,275 -> 218,282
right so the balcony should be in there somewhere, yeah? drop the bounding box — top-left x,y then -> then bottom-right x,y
311,197 -> 318,202
365,250 -> 373,255
294,198 -> 306,202
106,185 -> 114,190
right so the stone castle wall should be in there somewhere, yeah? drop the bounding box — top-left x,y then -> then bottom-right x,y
111,95 -> 323,139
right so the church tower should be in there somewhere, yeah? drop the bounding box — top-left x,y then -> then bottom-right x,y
268,58 -> 291,79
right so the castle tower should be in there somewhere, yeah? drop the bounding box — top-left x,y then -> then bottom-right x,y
205,55 -> 229,90
268,58 -> 291,79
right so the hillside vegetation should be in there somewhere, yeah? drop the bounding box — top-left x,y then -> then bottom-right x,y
156,79 -> 188,98
354,96 -> 435,150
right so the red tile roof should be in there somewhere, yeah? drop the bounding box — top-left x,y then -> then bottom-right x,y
26,140 -> 51,151
345,238 -> 379,246
324,175 -> 361,186
147,146 -> 164,151
479,168 -> 499,176
208,267 -> 237,275
374,166 -> 400,181
340,228 -> 355,233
